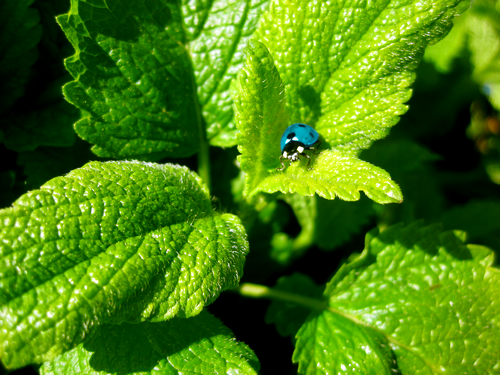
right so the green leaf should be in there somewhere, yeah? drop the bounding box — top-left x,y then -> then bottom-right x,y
255,0 -> 469,154
294,311 -> 399,374
265,273 -> 323,338
234,40 -> 289,196
40,310 -> 259,375
0,0 -> 42,115
0,161 -> 248,369
57,0 -> 201,160
293,222 -> 500,374
253,150 -> 403,203
184,0 -> 271,147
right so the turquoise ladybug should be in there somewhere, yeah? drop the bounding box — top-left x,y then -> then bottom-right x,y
277,123 -> 321,171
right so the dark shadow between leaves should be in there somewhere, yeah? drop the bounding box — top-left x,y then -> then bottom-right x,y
84,311 -> 259,374
84,321 -> 164,374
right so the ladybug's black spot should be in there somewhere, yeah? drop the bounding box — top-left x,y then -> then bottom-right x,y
309,132 -> 314,137
298,124 -> 306,127
287,132 -> 296,139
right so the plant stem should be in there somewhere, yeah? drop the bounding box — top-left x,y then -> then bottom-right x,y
237,283 -> 327,312
186,45 -> 211,191
197,133 -> 211,191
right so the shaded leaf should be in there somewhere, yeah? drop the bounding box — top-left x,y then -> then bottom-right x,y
361,138 -> 440,174
57,0 -> 201,160
41,310 -> 259,375
274,195 -> 316,263
362,138 -> 444,225
272,194 -> 375,264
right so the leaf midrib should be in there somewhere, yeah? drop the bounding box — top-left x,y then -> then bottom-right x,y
325,305 -> 439,373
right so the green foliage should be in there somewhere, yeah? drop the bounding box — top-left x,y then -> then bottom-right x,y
294,312 -> 399,374
254,150 -> 403,202
361,138 -> 444,224
266,223 -> 500,374
2,0 -> 500,373
40,310 -> 259,375
234,43 -> 402,203
234,0 -> 469,203
57,0 -> 201,160
255,0 -> 469,153
314,196 -> 375,251
0,161 -> 248,368
269,194 -> 374,265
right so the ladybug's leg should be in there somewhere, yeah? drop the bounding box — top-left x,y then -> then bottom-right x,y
277,155 -> 286,171
302,153 -> 312,170
309,141 -> 321,155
